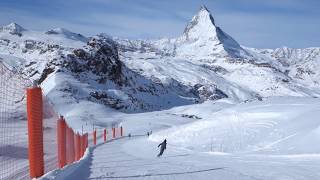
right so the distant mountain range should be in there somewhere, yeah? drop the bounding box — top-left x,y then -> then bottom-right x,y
0,6 -> 319,114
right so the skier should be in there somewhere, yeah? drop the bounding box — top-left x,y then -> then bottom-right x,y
157,139 -> 167,157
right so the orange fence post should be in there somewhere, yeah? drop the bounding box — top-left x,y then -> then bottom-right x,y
79,135 -> 83,157
71,127 -> 76,163
65,126 -> 70,164
78,133 -> 81,160
112,127 -> 116,139
57,117 -> 67,168
93,130 -> 97,145
84,133 -> 88,149
120,126 -> 123,137
82,134 -> 87,156
26,87 -> 44,178
81,135 -> 85,156
83,133 -> 87,153
74,133 -> 81,161
66,126 -> 75,164
86,133 -> 89,148
103,129 -> 107,142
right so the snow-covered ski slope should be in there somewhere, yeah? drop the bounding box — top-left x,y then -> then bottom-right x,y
149,97 -> 320,154
1,5 -> 320,179
41,97 -> 320,180
43,137 -> 320,180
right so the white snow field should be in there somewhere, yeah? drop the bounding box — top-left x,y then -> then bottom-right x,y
1,5 -> 320,180
40,97 -> 320,180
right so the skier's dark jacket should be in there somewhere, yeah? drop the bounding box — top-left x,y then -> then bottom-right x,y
158,139 -> 167,150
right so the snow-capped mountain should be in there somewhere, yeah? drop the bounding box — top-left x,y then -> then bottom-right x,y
45,28 -> 88,42
176,6 -> 249,58
0,6 -> 319,118
0,22 -> 26,36
247,46 -> 320,89
115,6 -> 320,100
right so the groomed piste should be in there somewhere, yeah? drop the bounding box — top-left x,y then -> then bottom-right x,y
41,97 -> 320,180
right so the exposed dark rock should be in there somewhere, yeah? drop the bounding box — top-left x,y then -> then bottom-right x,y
201,64 -> 229,74
73,49 -> 88,59
181,114 -> 202,119
193,84 -> 228,100
38,66 -> 55,84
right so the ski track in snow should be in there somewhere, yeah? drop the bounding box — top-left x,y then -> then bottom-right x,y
65,137 -> 237,180
39,97 -> 320,180
54,136 -> 320,180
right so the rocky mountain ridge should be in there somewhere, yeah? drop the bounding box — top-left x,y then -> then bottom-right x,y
0,6 -> 319,113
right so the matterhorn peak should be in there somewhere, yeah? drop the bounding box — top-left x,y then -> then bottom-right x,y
183,5 -> 216,40
0,22 -> 26,36
198,5 -> 215,25
200,5 -> 208,10
177,6 -> 248,58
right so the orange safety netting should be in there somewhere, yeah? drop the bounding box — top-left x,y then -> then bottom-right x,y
43,97 -> 59,174
1,61 -> 124,179
57,117 -> 89,168
0,62 -> 32,180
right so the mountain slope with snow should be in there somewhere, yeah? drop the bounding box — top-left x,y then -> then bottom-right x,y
115,6 -> 320,101
248,47 -> 320,90
176,6 -> 249,58
0,6 -> 319,130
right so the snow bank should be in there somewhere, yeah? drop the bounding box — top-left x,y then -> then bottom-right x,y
38,148 -> 91,180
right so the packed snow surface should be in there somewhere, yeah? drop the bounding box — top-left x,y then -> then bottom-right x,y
149,97 -> 320,154
41,97 -> 320,180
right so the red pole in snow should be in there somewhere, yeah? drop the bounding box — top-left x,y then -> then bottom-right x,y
26,87 -> 44,178
103,129 -> 107,142
57,117 -> 67,168
93,130 -> 97,145
74,133 -> 81,161
112,128 -> 116,139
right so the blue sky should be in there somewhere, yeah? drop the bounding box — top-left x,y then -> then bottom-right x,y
0,0 -> 319,48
